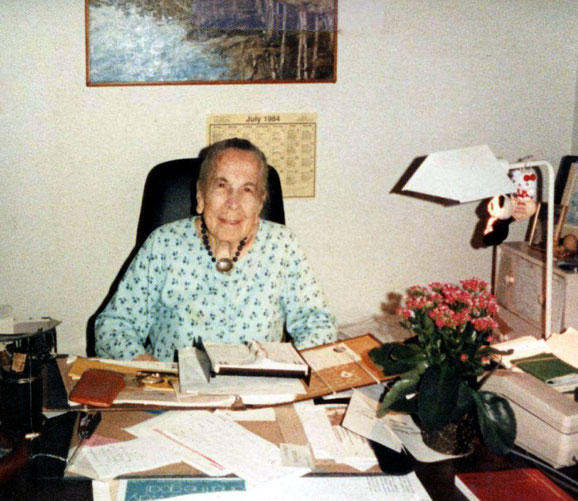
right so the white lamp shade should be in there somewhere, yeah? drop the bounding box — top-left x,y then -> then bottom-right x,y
403,145 -> 517,203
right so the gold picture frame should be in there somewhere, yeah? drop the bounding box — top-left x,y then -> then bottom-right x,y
85,0 -> 338,86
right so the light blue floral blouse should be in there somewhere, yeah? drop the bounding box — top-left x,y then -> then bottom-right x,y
95,217 -> 337,360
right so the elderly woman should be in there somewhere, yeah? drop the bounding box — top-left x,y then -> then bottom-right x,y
95,138 -> 337,361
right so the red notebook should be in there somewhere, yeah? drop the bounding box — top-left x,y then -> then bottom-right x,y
455,468 -> 573,501
69,369 -> 126,407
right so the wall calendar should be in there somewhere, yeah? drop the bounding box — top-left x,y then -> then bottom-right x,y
207,113 -> 317,198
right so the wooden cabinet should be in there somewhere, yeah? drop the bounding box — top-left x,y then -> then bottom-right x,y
495,242 -> 578,333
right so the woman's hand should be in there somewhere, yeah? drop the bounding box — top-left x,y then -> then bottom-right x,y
133,353 -> 158,362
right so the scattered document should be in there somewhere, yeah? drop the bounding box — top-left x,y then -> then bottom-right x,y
128,410 -> 309,485
343,387 -> 463,463
122,411 -> 229,476
234,474 -> 432,501
493,336 -> 550,369
280,443 -> 315,469
215,407 -> 277,421
543,327 -> 578,368
112,474 -> 431,501
295,404 -> 340,459
94,474 -> 431,501
342,385 -> 403,453
82,436 -> 181,479
294,403 -> 377,470
382,413 -> 463,462
494,329 -> 578,392
152,430 -> 230,477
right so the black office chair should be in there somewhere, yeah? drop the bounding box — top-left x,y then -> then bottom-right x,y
86,158 -> 285,356
136,158 -> 285,246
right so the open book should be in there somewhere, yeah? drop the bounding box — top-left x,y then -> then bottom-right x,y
203,341 -> 310,378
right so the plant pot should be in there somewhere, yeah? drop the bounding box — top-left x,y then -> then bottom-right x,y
420,412 -> 476,455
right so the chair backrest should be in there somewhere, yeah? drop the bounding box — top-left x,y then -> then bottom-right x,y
135,158 -> 285,247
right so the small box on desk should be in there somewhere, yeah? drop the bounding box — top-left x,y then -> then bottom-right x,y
484,369 -> 578,468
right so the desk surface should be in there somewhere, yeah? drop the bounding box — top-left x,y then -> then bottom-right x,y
2,407 -> 578,501
4,340 -> 578,500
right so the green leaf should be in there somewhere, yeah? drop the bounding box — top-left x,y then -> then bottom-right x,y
417,364 -> 460,430
472,391 -> 517,455
388,394 -> 418,413
449,380 -> 475,421
369,343 -> 424,375
422,314 -> 435,335
378,364 -> 426,417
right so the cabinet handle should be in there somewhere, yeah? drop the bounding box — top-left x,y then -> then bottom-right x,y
504,275 -> 515,285
538,294 -> 545,305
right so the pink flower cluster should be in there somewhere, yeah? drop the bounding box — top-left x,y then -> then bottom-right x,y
399,278 -> 498,333
429,304 -> 471,329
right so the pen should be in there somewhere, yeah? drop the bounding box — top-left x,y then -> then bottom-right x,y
67,411 -> 102,466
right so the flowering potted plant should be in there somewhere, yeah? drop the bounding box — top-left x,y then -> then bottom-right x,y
369,278 -> 516,455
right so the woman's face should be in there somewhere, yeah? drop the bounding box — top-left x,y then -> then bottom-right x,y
197,148 -> 265,244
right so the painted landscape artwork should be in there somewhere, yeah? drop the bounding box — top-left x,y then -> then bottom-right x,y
86,0 -> 337,85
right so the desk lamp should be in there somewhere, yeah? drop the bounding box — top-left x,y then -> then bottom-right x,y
402,144 -> 555,339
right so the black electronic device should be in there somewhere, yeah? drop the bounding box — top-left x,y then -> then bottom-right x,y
558,260 -> 578,272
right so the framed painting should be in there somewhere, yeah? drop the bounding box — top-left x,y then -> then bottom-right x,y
85,0 -> 337,86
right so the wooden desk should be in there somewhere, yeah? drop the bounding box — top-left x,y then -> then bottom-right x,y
3,406 -> 578,501
3,339 -> 578,500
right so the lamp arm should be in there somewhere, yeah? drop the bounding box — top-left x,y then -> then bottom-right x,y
508,160 -> 555,339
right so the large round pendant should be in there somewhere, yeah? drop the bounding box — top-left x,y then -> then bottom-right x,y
216,258 -> 234,274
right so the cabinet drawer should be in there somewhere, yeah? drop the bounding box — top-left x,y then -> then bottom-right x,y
496,246 -> 565,332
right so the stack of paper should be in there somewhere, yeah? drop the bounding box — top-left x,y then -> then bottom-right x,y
72,410 -> 310,484
294,403 -> 378,471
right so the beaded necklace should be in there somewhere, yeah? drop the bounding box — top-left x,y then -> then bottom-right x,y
200,216 -> 247,273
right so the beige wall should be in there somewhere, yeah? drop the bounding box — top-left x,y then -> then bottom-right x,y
1,1 -> 577,355
575,58 -> 578,152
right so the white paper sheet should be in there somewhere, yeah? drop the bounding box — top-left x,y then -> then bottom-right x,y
493,336 -> 550,369
382,413 -> 463,462
342,386 -> 403,453
544,327 -> 578,368
215,408 -> 276,421
280,443 -> 315,468
294,403 -> 377,469
83,436 -> 181,479
160,411 -> 310,485
342,387 -> 463,463
294,405 -> 340,459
